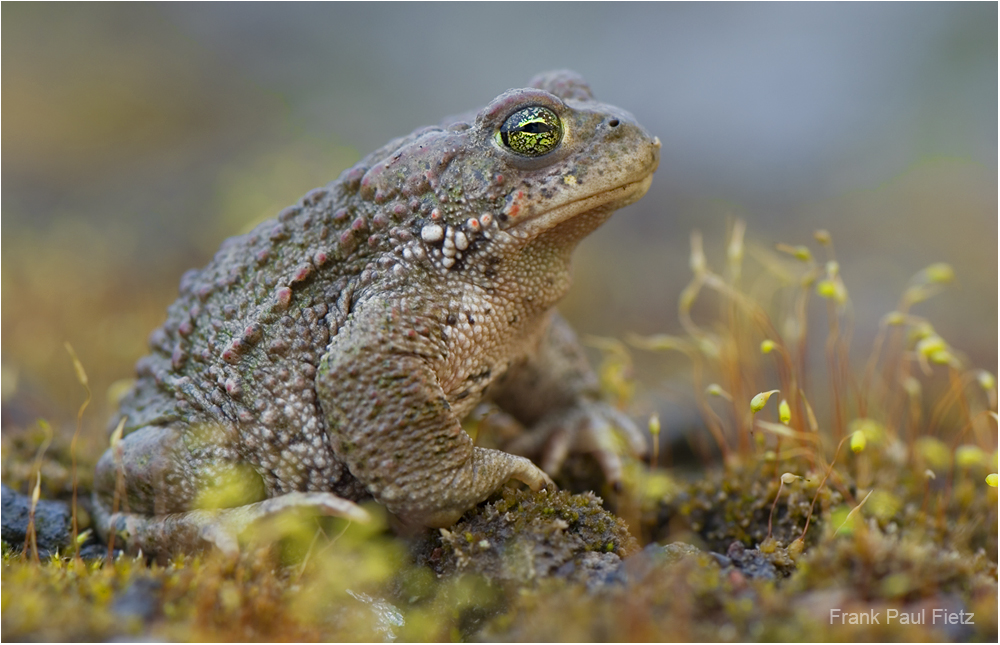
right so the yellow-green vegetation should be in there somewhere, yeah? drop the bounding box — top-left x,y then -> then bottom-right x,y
2,223 -> 997,641
1,489 -> 639,641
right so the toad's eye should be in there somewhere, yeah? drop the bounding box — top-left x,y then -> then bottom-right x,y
497,106 -> 562,157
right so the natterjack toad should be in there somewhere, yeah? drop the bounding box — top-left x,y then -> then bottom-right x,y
93,70 -> 660,556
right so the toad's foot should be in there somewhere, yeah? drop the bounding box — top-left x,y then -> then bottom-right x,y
103,492 -> 370,561
417,447 -> 555,527
505,400 -> 647,488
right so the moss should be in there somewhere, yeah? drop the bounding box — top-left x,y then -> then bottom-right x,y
3,225 -> 997,641
3,450 -> 997,642
644,462 -> 841,558
419,487 -> 637,587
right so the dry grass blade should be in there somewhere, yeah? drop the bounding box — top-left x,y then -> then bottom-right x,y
835,489 -> 874,534
65,342 -> 92,561
25,472 -> 43,564
24,420 -> 54,563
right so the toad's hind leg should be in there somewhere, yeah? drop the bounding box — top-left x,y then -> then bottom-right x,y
92,491 -> 371,560
92,423 -> 368,557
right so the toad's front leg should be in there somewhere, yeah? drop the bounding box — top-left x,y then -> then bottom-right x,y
317,303 -> 552,528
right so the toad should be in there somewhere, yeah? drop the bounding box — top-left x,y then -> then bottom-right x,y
93,70 -> 660,556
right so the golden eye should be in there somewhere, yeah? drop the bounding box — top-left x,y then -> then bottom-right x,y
496,106 -> 562,157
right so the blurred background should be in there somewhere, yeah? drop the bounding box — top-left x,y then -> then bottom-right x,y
2,3 -> 996,465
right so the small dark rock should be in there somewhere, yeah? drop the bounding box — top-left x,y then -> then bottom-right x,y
79,541 -> 115,561
555,550 -> 627,592
1,483 -> 72,557
721,541 -> 779,581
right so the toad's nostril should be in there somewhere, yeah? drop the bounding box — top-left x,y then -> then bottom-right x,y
608,119 -> 620,128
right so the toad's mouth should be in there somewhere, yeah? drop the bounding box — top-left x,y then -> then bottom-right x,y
504,138 -> 660,240
506,172 -> 655,241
